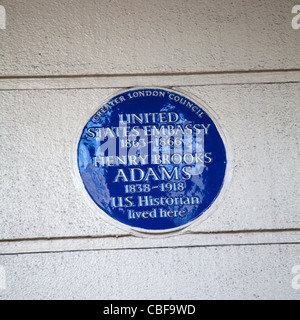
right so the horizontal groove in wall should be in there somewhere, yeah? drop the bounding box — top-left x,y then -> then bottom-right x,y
1,229 -> 300,255
0,69 -> 300,90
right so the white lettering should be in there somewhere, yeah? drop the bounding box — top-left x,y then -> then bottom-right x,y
103,304 -> 137,318
113,169 -> 129,182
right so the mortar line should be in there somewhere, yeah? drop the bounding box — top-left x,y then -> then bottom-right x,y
0,228 -> 299,244
1,241 -> 300,257
0,68 -> 300,80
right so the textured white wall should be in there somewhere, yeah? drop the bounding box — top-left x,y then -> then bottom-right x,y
0,0 -> 299,300
0,244 -> 299,300
1,0 -> 299,76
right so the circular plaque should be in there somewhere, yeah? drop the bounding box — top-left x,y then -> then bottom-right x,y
77,88 -> 227,235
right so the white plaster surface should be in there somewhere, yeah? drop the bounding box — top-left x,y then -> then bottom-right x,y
0,0 -> 299,76
0,244 -> 299,300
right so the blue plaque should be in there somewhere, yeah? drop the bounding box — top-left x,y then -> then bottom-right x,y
77,88 -> 227,234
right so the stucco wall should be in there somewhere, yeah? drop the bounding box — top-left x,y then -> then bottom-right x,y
0,0 -> 299,299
